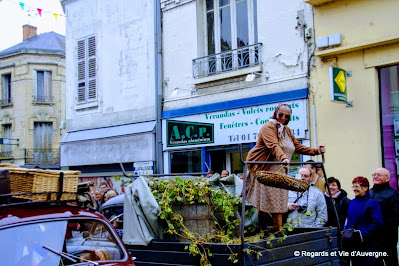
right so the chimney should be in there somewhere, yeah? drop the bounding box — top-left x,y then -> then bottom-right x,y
23,25 -> 37,40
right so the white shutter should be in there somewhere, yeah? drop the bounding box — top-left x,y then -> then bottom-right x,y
77,36 -> 96,103
34,122 -> 53,150
44,71 -> 52,98
77,39 -> 86,102
88,36 -> 96,101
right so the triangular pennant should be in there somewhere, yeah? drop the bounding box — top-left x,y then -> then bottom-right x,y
53,13 -> 58,20
19,2 -> 25,10
37,8 -> 42,16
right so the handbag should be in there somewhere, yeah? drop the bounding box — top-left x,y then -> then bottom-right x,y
341,199 -> 370,252
342,228 -> 363,251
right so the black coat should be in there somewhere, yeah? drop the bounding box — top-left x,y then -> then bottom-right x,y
324,189 -> 350,229
370,182 -> 399,242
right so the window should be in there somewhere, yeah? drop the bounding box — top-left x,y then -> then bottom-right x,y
34,71 -> 53,103
206,0 -> 258,55
1,124 -> 12,157
33,122 -> 53,164
193,0 -> 259,77
77,36 -> 97,103
1,73 -> 12,106
380,65 -> 399,185
170,150 -> 202,173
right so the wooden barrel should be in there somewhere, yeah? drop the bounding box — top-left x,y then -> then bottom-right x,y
172,201 -> 216,238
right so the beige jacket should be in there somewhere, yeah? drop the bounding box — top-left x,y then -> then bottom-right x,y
246,121 -> 319,175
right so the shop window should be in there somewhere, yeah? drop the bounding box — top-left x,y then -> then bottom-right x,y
170,150 -> 202,173
379,65 -> 399,187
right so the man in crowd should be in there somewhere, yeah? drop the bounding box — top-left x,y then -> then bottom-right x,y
287,167 -> 327,228
221,170 -> 230,178
304,160 -> 326,193
99,181 -> 111,193
370,167 -> 399,265
207,170 -> 215,178
120,182 -> 126,193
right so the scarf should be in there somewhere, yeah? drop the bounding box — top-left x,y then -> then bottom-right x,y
325,190 -> 341,199
270,118 -> 285,139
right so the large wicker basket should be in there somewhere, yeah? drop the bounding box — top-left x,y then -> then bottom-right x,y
256,171 -> 309,192
7,168 -> 81,201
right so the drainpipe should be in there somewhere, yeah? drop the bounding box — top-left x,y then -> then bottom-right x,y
154,0 -> 163,174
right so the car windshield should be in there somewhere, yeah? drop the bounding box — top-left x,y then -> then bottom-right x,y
0,219 -> 125,265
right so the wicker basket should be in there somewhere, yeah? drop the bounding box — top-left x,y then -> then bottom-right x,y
256,171 -> 309,192
7,168 -> 80,201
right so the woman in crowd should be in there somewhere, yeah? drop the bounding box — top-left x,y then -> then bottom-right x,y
94,190 -> 104,209
324,177 -> 350,229
345,176 -> 383,265
104,190 -> 117,202
246,103 -> 325,230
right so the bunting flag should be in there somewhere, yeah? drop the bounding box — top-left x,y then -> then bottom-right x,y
1,0 -> 65,18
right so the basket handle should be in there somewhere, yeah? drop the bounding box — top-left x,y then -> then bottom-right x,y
57,172 -> 64,201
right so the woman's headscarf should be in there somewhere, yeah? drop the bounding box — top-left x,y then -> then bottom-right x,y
270,103 -> 292,139
271,103 -> 292,123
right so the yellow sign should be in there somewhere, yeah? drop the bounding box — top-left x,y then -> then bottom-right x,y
329,67 -> 347,103
334,70 -> 346,93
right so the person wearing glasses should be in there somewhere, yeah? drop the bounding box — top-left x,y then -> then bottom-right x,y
304,160 -> 326,193
246,103 -> 325,231
345,176 -> 383,265
287,167 -> 327,228
370,168 -> 399,266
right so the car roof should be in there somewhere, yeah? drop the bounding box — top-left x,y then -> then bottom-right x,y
0,202 -> 105,228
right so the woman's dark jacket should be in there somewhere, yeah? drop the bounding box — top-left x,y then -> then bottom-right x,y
346,192 -> 383,250
324,189 -> 350,229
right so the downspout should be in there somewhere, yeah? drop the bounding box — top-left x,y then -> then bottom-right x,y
155,0 -> 163,174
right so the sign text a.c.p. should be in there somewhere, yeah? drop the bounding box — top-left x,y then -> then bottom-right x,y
166,120 -> 214,147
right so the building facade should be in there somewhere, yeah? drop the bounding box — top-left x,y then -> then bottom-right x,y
161,0 -> 318,175
307,0 -> 399,193
59,0 -> 159,180
0,25 -> 65,168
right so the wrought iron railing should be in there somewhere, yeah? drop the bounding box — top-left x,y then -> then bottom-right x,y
0,98 -> 12,107
33,96 -> 54,104
25,149 -> 60,165
0,151 -> 12,158
192,43 -> 262,78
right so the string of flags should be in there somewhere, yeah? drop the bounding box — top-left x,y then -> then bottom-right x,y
0,0 -> 66,19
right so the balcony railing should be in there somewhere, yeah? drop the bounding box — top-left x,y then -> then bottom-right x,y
33,95 -> 54,104
0,98 -> 12,107
25,149 -> 60,165
0,151 -> 12,158
192,43 -> 262,78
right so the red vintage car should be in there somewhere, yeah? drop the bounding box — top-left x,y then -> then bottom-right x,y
0,201 -> 135,266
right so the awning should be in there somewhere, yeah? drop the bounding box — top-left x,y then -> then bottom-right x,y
61,121 -> 156,143
60,121 -> 156,167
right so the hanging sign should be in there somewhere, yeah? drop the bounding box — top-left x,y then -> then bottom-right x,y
329,66 -> 347,103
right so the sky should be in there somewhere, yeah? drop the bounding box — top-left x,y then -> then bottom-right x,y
0,0 -> 65,51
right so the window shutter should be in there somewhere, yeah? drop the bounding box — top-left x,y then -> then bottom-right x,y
88,36 -> 97,100
77,40 -> 86,102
